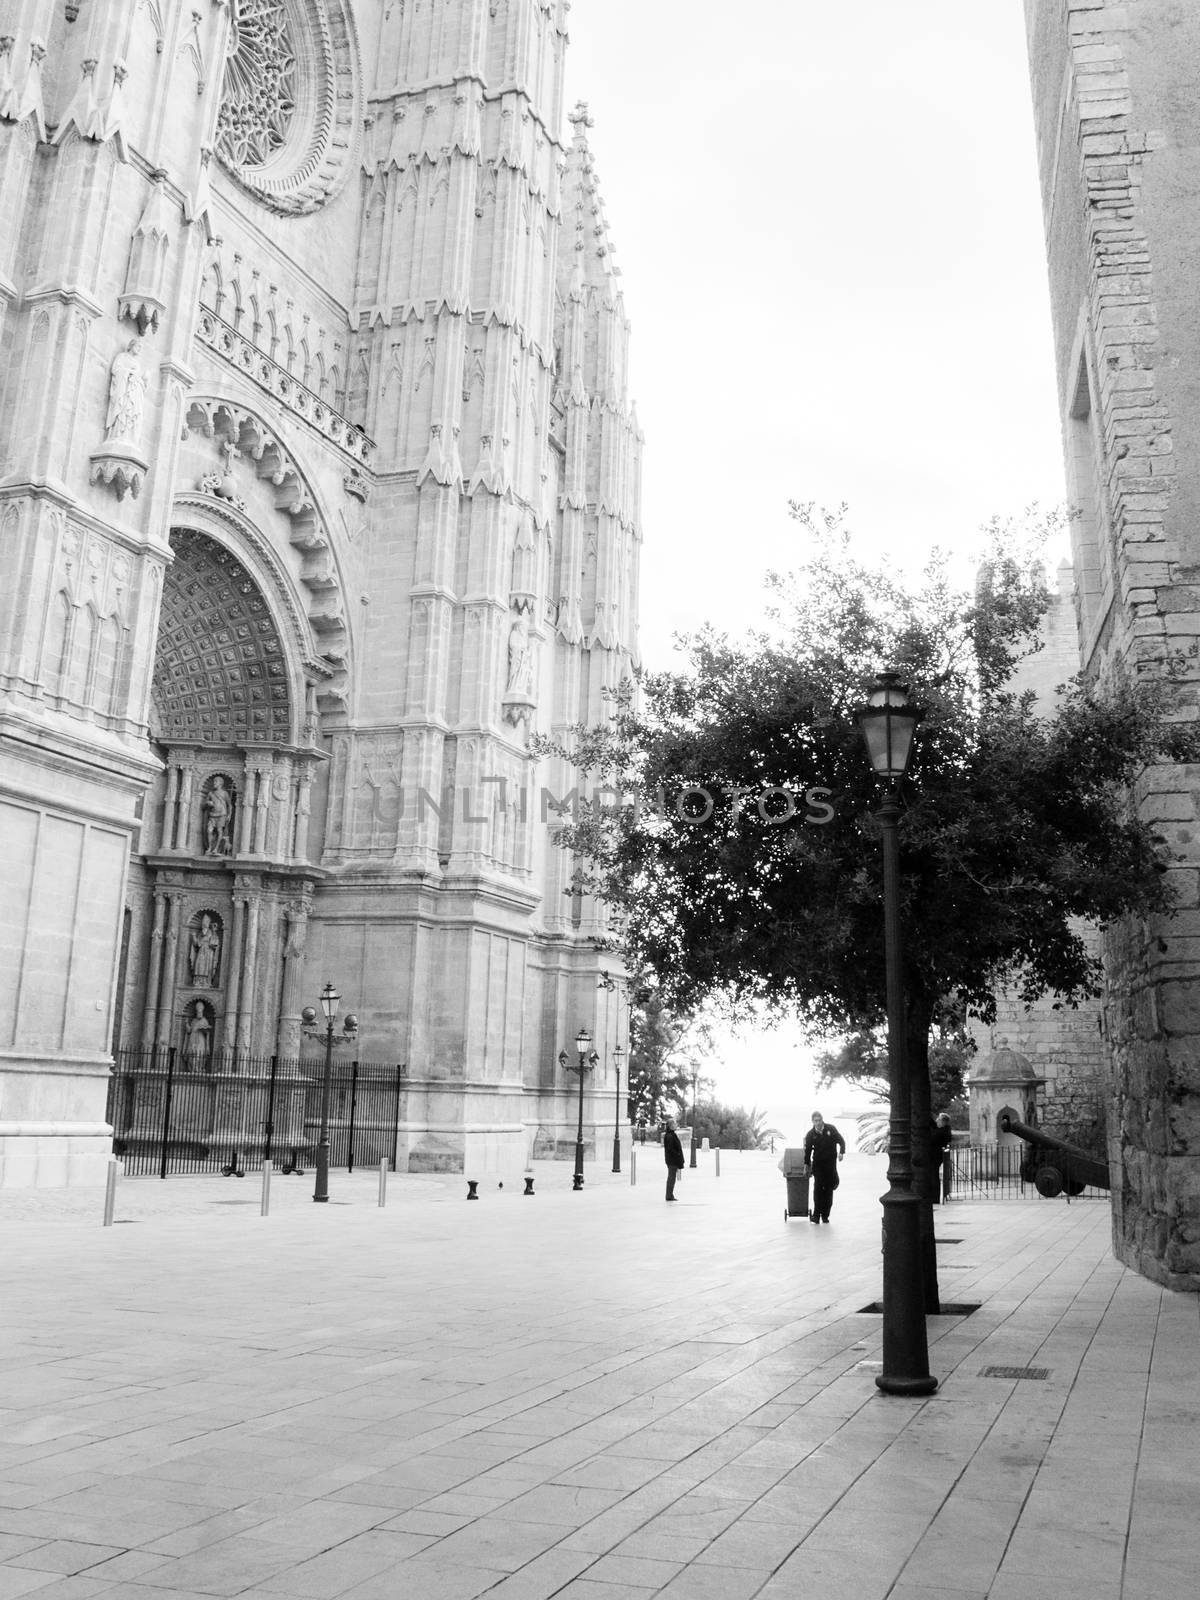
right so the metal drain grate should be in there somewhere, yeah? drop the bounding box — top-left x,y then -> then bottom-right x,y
980,1365 -> 1049,1380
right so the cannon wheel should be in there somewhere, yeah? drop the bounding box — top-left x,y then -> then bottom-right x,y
1035,1164 -> 1064,1198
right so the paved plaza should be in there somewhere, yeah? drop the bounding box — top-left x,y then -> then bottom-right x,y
1,1149 -> 1197,1600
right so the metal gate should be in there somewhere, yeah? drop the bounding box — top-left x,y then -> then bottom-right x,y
106,1050 -> 406,1177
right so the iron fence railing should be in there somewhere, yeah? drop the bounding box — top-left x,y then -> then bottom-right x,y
106,1049 -> 406,1178
947,1141 -> 1107,1202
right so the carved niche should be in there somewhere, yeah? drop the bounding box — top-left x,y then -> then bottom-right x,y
186,909 -> 224,987
201,774 -> 237,857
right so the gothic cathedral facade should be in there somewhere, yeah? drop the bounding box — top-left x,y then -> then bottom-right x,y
1024,0 -> 1200,1289
0,1 -> 642,1183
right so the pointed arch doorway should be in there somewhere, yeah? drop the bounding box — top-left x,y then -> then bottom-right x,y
121,523 -> 323,1067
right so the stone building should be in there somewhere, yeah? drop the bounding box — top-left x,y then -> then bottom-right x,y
0,2 -> 642,1185
1023,0 -> 1200,1288
970,559 -> 1108,1154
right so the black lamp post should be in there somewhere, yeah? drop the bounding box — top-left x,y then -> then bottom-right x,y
301,982 -> 359,1204
855,670 -> 937,1396
611,1043 -> 624,1173
559,1028 -> 595,1190
688,1065 -> 699,1168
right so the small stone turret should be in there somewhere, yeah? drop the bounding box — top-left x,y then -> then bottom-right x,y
966,1036 -> 1042,1147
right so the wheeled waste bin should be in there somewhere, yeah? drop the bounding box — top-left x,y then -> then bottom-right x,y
780,1148 -> 810,1221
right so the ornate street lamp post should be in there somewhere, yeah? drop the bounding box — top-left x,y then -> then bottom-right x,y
559,1028 -> 597,1190
301,982 -> 359,1204
688,1065 -> 699,1168
855,671 -> 937,1396
611,1043 -> 624,1174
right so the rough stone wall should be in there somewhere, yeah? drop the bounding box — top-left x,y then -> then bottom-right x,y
1024,0 -> 1200,1287
974,563 -> 1107,1153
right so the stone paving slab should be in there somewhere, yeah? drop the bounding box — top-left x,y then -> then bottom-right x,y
1,1151 -> 1197,1598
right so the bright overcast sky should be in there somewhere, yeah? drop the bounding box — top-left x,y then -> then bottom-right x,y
567,0 -> 1068,670
563,0 -> 1069,1115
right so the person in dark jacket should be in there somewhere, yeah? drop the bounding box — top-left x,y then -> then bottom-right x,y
662,1117 -> 685,1201
932,1113 -> 954,1201
803,1111 -> 846,1224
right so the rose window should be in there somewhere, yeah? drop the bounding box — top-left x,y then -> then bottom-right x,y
213,0 -> 361,216
216,1 -> 298,170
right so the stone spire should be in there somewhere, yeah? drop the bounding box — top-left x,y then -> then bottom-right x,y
560,101 -> 622,302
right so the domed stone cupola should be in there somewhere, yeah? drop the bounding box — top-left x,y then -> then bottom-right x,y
966,1036 -> 1042,1146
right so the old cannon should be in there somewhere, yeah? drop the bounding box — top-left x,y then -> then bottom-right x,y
997,1106 -> 1110,1198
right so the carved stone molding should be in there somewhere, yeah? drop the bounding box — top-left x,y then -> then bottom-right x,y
179,398 -> 352,713
88,444 -> 148,502
196,307 -> 374,466
119,170 -> 175,335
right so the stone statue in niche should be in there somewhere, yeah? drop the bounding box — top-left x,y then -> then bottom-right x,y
188,912 -> 221,986
104,338 -> 148,445
506,609 -> 533,698
182,999 -> 213,1070
203,776 -> 234,856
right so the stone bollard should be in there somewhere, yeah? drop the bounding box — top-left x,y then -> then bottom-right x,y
102,1158 -> 119,1226
715,1147 -> 721,1178
466,1179 -> 479,1200
260,1161 -> 271,1216
630,1149 -> 637,1187
378,1158 -> 388,1207
523,1175 -> 535,1196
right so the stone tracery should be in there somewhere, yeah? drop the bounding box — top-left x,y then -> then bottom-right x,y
216,1 -> 298,171
212,0 -> 361,216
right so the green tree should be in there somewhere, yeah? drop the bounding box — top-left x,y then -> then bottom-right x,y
620,984 -> 714,1128
816,1026 -> 973,1116
539,507 -> 1196,1310
691,1100 -> 784,1151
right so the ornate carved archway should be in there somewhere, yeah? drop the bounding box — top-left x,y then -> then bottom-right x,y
180,396 -> 352,718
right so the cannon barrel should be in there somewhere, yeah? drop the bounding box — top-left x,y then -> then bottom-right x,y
997,1106 -> 1109,1194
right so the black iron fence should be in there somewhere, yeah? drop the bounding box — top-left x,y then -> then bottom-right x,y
106,1049 -> 406,1178
947,1141 -> 1106,1202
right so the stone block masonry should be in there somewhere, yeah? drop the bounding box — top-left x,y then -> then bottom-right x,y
1024,0 -> 1200,1286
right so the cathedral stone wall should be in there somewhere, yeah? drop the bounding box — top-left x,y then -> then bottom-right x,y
1024,0 -> 1200,1287
0,1 -> 642,1185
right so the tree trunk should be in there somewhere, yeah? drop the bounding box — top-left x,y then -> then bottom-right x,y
907,1002 -> 940,1315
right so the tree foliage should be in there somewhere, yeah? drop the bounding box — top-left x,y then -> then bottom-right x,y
815,1027 -> 973,1115
689,1100 -> 783,1151
616,980 -> 715,1127
541,508 -> 1195,1054
537,505 -> 1199,1307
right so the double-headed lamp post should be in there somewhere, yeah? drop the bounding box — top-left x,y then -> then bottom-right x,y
558,1028 -> 598,1190
855,671 -> 937,1396
611,1044 -> 625,1174
300,982 -> 359,1205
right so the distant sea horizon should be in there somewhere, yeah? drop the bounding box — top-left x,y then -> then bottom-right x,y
757,1101 -> 873,1152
